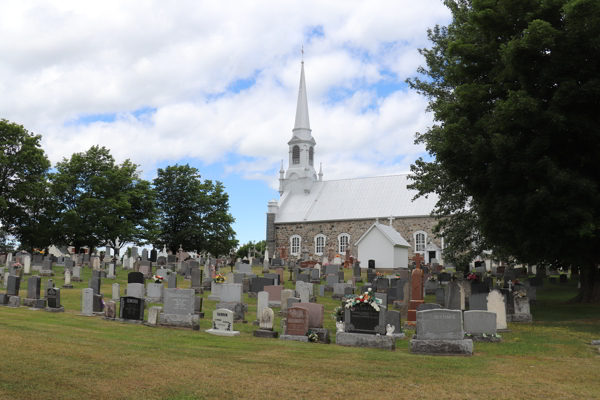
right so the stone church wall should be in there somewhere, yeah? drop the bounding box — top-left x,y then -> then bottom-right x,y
274,216 -> 441,262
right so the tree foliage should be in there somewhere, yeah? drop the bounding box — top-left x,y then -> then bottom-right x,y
407,0 -> 600,301
51,146 -> 156,254
236,240 -> 267,260
0,119 -> 52,248
153,164 -> 237,256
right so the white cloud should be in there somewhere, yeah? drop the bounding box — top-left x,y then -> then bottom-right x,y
0,0 -> 450,187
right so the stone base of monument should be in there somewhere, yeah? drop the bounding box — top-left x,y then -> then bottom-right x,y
469,335 -> 502,343
107,275 -> 116,280
115,318 -> 144,324
44,306 -> 64,313
158,313 -> 200,329
508,314 -> 532,323
39,270 -> 55,277
206,328 -> 240,337
253,329 -> 278,338
61,284 -> 74,289
7,296 -> 20,307
71,277 -> 83,282
336,332 -> 396,350
101,316 -> 116,321
268,301 -> 281,308
280,334 -> 309,342
23,298 -> 45,308
247,292 -> 258,299
497,328 -> 512,333
410,339 -> 473,356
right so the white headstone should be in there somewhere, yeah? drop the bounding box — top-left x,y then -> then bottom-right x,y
206,308 -> 240,336
487,290 -> 507,330
112,283 -> 120,301
23,257 -> 31,274
259,307 -> 274,330
64,270 -> 71,285
257,291 -> 269,322
81,288 -> 93,315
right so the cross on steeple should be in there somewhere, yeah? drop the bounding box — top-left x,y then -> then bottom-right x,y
388,215 -> 395,226
301,46 -> 304,62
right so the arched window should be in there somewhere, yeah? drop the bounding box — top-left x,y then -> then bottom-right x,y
314,234 -> 326,255
292,146 -> 300,165
290,235 -> 301,256
413,231 -> 427,253
309,146 -> 314,166
338,233 -> 350,254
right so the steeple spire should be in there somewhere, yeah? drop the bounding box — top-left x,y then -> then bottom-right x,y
293,61 -> 311,133
318,162 -> 323,181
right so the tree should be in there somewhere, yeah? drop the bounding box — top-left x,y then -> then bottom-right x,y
0,119 -> 52,244
407,0 -> 600,301
51,146 -> 156,255
153,164 -> 237,256
236,240 -> 267,260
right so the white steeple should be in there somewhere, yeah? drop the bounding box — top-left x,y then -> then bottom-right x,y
282,60 -> 318,195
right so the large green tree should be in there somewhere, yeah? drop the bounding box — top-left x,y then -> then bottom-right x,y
407,0 -> 600,301
51,146 -> 156,254
0,119 -> 52,247
153,164 -> 237,255
236,240 -> 267,260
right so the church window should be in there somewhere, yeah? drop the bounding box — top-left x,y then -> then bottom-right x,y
315,234 -> 326,255
338,233 -> 350,254
414,231 -> 427,253
292,146 -> 300,165
309,146 -> 314,166
290,235 -> 301,255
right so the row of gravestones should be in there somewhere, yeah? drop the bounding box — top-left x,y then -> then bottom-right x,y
0,275 -> 64,311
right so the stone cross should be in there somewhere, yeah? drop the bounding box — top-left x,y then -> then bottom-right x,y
412,253 -> 424,270
507,280 -> 513,292
388,215 -> 395,226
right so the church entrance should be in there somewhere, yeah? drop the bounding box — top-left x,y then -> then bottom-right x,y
428,251 -> 436,263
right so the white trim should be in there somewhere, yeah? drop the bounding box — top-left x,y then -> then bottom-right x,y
413,230 -> 427,253
290,235 -> 301,256
314,234 -> 326,256
338,233 -> 350,255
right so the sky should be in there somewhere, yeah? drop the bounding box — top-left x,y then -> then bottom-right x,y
0,0 -> 452,248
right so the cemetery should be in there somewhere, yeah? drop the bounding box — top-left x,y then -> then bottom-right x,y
0,254 -> 598,399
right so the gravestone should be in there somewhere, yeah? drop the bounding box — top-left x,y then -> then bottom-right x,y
254,291 -> 269,326
446,281 -> 461,310
281,306 -> 309,341
469,292 -> 488,311
126,283 -> 145,298
463,311 -> 498,339
119,297 -> 145,321
81,288 -> 94,316
250,277 -> 275,293
206,308 -> 240,336
253,307 -> 278,338
264,285 -> 283,307
146,283 -> 164,302
435,287 -> 445,306
7,276 -> 20,296
410,309 -> 473,355
280,289 -> 294,312
487,290 -> 508,330
45,288 -> 64,311
128,272 -> 144,284
296,302 -> 324,328
24,276 -> 43,308
345,304 -> 386,335
295,281 -> 313,303
112,283 -> 120,301
159,288 -> 199,328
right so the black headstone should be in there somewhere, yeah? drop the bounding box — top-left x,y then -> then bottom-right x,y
93,294 -> 103,312
471,282 -> 490,294
119,296 -> 145,320
150,249 -> 157,262
90,277 -> 101,295
7,276 -> 21,296
559,274 -> 568,284
47,288 -> 61,308
250,277 -> 275,293
368,259 -> 375,269
527,277 -> 543,287
439,272 -> 451,282
348,305 -> 380,334
128,272 -> 145,284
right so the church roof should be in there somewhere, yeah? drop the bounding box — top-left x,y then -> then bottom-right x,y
275,174 -> 438,223
355,221 -> 411,247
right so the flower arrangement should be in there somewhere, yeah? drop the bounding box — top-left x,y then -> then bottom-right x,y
344,288 -> 382,311
11,262 -> 22,269
376,271 -> 385,277
428,275 -> 438,282
152,275 -> 165,284
513,290 -> 527,299
467,273 -> 479,284
213,274 -> 226,284
331,306 -> 344,321
307,330 -> 318,342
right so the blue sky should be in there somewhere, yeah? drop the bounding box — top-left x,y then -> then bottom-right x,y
0,0 -> 451,249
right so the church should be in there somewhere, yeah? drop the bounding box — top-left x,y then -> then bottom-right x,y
265,62 -> 443,268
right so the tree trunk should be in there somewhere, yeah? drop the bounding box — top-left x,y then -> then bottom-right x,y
569,262 -> 600,303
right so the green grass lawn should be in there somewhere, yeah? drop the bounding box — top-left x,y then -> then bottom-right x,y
0,267 -> 598,400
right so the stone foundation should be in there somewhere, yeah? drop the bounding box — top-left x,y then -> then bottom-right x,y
410,339 -> 473,356
280,334 -> 309,342
253,330 -> 278,339
336,332 -> 396,350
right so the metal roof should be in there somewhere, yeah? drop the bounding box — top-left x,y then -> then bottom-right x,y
275,174 -> 438,223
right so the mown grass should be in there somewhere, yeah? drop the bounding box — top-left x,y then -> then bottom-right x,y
0,266 -> 598,400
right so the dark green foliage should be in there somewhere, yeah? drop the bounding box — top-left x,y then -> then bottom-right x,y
407,0 -> 600,300
153,164 -> 237,256
235,240 -> 266,260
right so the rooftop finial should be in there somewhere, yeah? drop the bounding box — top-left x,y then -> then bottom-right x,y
301,45 -> 304,63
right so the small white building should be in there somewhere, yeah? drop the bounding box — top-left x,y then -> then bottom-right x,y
355,220 -> 410,269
